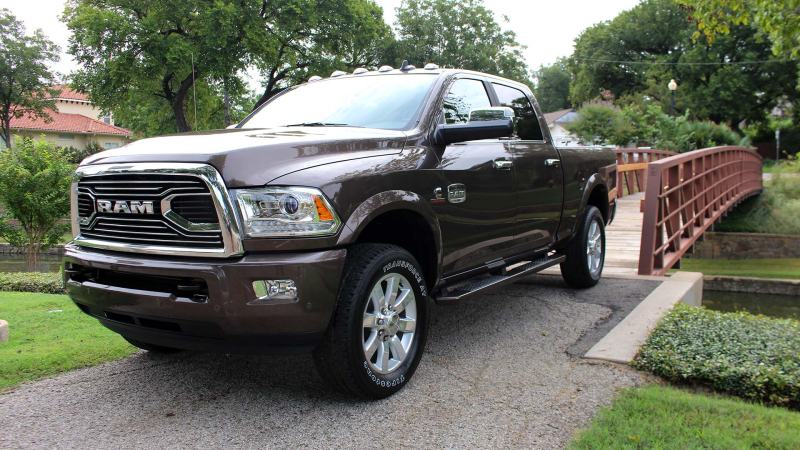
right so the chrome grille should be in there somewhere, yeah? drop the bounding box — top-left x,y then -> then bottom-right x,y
169,195 -> 218,223
77,174 -> 223,249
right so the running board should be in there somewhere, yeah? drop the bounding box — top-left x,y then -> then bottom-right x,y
435,254 -> 566,303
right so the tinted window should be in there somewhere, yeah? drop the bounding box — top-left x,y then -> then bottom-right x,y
241,74 -> 437,130
492,83 -> 544,140
442,79 -> 491,124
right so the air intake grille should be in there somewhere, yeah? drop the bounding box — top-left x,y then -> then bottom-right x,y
77,174 -> 223,249
170,195 -> 218,223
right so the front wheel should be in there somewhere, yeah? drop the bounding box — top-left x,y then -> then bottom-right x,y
313,244 -> 430,399
560,206 -> 606,288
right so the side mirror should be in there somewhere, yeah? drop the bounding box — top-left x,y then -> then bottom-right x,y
226,123 -> 239,129
436,107 -> 514,145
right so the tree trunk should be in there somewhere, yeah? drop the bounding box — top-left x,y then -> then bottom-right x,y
1,116 -> 11,149
172,98 -> 191,132
223,78 -> 231,127
25,243 -> 38,272
163,72 -> 198,133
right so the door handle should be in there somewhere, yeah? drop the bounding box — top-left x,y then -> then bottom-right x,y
493,159 -> 513,170
544,158 -> 560,168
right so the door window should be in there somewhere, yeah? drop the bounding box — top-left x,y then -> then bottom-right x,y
442,79 -> 491,124
492,83 -> 544,141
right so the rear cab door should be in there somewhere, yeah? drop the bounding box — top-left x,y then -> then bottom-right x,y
489,82 -> 564,251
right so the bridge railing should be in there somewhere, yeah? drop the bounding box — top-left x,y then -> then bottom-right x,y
614,148 -> 676,198
638,146 -> 763,276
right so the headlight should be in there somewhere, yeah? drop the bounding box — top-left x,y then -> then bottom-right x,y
232,187 -> 341,237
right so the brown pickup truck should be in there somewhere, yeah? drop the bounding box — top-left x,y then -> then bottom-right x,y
64,64 -> 616,398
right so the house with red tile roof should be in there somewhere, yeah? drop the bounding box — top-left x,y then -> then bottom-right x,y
4,85 -> 131,150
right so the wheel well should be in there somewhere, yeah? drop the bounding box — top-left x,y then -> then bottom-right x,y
587,185 -> 609,224
355,210 -> 437,289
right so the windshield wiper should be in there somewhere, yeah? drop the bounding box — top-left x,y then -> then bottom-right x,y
282,122 -> 358,127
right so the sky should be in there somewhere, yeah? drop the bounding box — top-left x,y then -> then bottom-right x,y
1,0 -> 641,81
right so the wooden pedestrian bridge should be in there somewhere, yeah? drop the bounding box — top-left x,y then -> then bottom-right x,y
597,146 -> 763,277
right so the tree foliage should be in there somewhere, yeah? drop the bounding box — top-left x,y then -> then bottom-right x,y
0,138 -> 73,271
533,58 -> 571,113
65,0 -> 262,132
569,0 -> 798,128
0,9 -> 59,149
678,0 -> 800,59
394,0 -> 529,83
567,103 -> 746,151
251,0 -> 393,107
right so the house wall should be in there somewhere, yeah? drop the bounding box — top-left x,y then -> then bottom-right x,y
55,99 -> 111,124
12,130 -> 128,150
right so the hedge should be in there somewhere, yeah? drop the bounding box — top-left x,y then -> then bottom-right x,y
0,272 -> 64,294
634,304 -> 800,409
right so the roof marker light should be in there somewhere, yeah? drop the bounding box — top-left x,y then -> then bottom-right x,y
330,70 -> 346,77
424,63 -> 439,70
353,68 -> 368,75
378,65 -> 393,72
308,75 -> 322,82
400,60 -> 416,71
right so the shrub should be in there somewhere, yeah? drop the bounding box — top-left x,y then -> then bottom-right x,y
568,103 -> 748,151
0,138 -> 73,270
634,304 -> 800,409
717,170 -> 800,234
61,140 -> 105,164
0,272 -> 64,294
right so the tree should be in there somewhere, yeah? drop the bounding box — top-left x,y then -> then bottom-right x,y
251,0 -> 393,108
533,58 -> 571,113
0,138 -> 73,271
568,0 -> 798,129
565,105 -> 622,146
678,0 -> 800,59
0,9 -> 59,149
394,0 -> 529,83
65,0 -> 262,132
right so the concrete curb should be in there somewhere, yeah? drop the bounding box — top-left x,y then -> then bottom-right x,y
583,272 -> 703,364
0,319 -> 8,343
704,275 -> 800,297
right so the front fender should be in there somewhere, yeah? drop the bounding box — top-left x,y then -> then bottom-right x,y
337,189 -> 442,260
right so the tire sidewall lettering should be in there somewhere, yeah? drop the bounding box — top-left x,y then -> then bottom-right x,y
359,255 -> 424,389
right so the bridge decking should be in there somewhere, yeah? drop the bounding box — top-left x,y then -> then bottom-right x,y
603,192 -> 646,277
542,192 -> 647,279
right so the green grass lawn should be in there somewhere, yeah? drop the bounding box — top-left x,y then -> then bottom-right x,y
680,258 -> 800,279
570,385 -> 800,449
0,292 -> 135,391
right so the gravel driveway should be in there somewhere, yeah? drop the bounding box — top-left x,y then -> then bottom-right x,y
0,276 -> 657,449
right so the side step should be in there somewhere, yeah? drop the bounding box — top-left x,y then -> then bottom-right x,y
435,254 -> 566,303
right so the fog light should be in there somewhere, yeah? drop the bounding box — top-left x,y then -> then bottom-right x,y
251,280 -> 297,303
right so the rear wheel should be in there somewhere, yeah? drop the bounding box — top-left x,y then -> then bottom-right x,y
124,337 -> 183,354
560,206 -> 605,288
313,244 -> 430,399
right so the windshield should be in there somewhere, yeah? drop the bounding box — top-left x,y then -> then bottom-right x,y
240,74 -> 438,130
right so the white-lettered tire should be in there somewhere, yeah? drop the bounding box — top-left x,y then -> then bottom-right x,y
313,243 -> 430,399
560,206 -> 605,288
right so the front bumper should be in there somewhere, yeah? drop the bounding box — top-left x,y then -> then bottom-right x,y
63,244 -> 347,353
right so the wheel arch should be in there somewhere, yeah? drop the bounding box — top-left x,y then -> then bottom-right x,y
337,190 -> 442,289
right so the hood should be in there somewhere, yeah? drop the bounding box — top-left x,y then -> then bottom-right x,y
83,127 -> 407,187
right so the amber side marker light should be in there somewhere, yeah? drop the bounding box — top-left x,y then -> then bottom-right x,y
314,195 -> 335,222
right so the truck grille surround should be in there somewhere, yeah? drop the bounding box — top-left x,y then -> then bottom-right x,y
71,163 -> 243,258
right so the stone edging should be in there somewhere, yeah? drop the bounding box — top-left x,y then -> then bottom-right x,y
0,319 -> 8,343
689,232 -> 800,260
0,244 -> 65,255
583,271 -> 703,364
704,275 -> 800,297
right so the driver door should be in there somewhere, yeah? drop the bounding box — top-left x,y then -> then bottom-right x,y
433,78 -> 520,276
